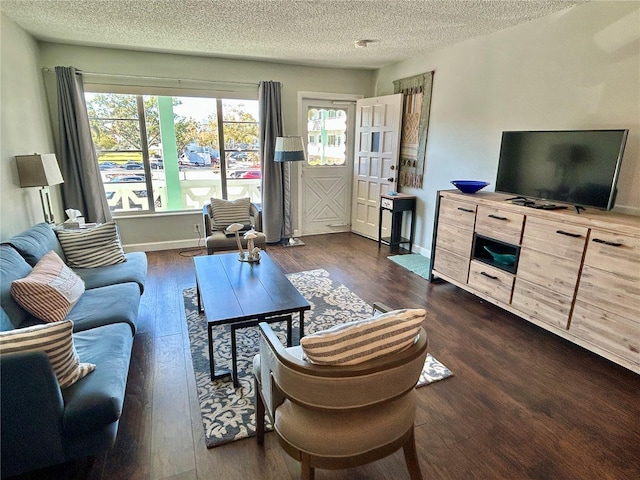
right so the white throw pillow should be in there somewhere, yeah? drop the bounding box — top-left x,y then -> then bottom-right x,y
56,221 -> 126,268
0,320 -> 95,389
210,197 -> 251,231
11,250 -> 85,323
300,308 -> 425,365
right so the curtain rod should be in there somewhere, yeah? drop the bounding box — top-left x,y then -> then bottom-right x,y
41,67 -> 259,87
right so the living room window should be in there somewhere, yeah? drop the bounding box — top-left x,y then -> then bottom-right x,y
85,92 -> 260,214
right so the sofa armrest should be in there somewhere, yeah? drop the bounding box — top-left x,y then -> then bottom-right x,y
250,203 -> 262,232
1,351 -> 66,478
202,204 -> 213,236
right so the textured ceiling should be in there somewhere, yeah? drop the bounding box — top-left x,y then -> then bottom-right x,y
1,0 -> 584,69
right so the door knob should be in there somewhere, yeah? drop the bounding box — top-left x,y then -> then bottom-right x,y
387,177 -> 395,182
390,165 -> 396,170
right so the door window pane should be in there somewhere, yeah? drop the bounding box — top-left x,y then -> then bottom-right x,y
306,108 -> 347,166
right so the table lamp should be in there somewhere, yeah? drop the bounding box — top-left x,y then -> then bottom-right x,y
16,153 -> 64,224
274,136 -> 306,247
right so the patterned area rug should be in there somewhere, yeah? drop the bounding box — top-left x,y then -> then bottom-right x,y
388,253 -> 431,280
184,268 -> 452,448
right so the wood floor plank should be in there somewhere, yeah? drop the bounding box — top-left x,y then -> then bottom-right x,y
12,233 -> 640,480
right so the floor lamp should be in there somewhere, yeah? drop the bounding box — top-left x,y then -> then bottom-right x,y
274,136 -> 305,247
15,153 -> 64,224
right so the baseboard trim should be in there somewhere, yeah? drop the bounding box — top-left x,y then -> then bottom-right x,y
123,239 -> 202,253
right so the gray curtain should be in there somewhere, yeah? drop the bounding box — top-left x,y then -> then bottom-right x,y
55,66 -> 111,223
259,81 -> 284,243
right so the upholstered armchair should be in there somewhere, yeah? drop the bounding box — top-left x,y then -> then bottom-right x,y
202,199 -> 266,255
253,309 -> 428,480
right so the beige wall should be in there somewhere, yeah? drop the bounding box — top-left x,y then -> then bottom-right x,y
0,15 -> 60,240
2,39 -> 374,248
374,1 -> 640,256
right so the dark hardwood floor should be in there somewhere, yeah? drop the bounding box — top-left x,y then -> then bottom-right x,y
12,233 -> 640,480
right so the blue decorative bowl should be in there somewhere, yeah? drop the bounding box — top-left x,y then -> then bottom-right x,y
451,180 -> 490,194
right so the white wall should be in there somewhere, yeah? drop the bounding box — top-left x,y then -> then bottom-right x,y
374,1 -> 640,257
34,43 -> 374,249
0,14 -> 60,240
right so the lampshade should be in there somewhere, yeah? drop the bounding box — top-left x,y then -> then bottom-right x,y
274,136 -> 306,163
16,154 -> 64,187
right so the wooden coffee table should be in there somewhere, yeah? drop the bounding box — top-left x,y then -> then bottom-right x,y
193,251 -> 310,387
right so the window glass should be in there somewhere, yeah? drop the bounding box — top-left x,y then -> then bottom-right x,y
85,93 -> 260,213
306,107 -> 347,166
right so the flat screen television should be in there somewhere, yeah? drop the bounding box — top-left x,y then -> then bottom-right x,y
495,129 -> 628,210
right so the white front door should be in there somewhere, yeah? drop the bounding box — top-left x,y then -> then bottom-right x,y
351,94 -> 403,240
300,99 -> 356,236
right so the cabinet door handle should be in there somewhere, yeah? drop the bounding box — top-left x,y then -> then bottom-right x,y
592,238 -> 623,247
488,214 -> 508,221
556,230 -> 582,238
480,271 -> 498,280
457,207 -> 474,213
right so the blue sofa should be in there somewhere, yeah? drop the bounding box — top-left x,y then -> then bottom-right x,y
0,223 -> 147,478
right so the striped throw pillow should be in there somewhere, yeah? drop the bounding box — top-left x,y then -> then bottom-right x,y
210,197 -> 251,231
0,320 -> 95,389
11,251 -> 85,323
56,221 -> 126,268
300,308 -> 425,365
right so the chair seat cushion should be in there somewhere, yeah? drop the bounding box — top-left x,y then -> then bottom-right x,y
275,390 -> 416,457
61,322 -> 133,436
66,282 -> 140,334
73,251 -> 147,293
206,231 -> 266,251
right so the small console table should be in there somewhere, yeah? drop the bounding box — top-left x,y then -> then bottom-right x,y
378,193 -> 416,253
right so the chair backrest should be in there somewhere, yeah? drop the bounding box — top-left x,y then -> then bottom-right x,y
258,322 -> 428,414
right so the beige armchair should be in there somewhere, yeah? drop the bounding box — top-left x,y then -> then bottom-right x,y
202,202 -> 267,255
253,309 -> 428,480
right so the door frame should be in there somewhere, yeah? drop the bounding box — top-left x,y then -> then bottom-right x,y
296,92 -> 363,237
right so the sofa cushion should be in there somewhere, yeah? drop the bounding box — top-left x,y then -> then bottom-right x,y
73,251 -> 147,294
300,308 -> 425,365
2,222 -> 66,267
210,197 -> 251,231
66,282 -> 140,334
11,251 -> 85,323
0,245 -> 39,330
0,320 -> 95,389
61,322 -> 133,436
56,221 -> 126,268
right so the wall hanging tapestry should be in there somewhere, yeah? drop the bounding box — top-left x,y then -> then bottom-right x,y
393,71 -> 434,189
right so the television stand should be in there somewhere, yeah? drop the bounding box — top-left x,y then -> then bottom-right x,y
430,190 -> 640,375
529,204 -> 568,210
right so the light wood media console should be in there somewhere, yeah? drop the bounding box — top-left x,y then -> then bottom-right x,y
429,190 -> 640,374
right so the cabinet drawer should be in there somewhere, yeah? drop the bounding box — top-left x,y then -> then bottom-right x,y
521,216 -> 588,262
571,301 -> 640,366
517,248 -> 582,297
574,265 -> 640,322
512,278 -> 572,329
436,221 -> 474,258
468,260 -> 514,304
583,230 -> 640,279
433,247 -> 470,284
438,197 -> 477,230
475,206 -> 524,244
